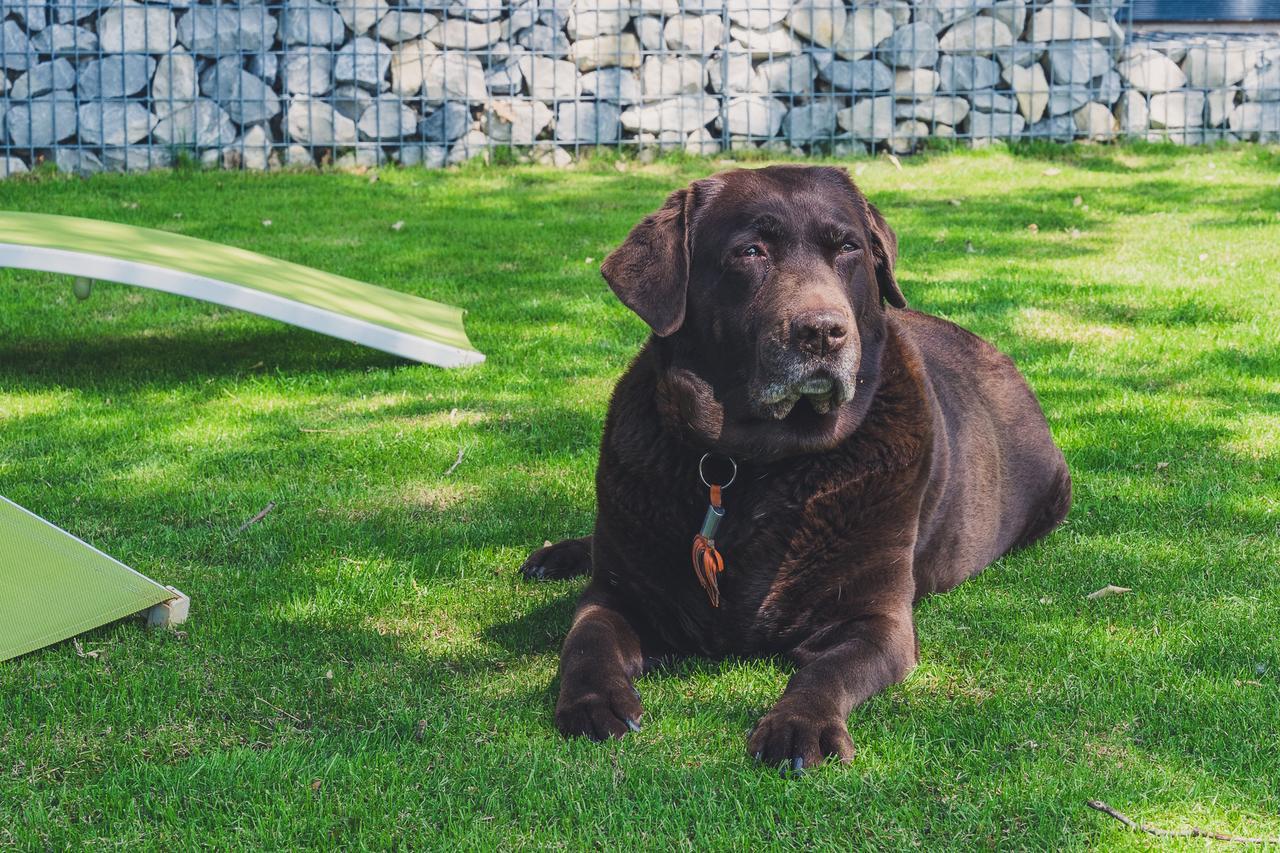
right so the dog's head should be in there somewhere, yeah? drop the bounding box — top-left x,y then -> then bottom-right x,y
602,165 -> 905,459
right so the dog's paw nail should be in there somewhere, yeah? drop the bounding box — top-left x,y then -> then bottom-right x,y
626,718 -> 641,733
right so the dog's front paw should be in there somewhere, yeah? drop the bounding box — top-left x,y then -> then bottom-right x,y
555,680 -> 643,741
747,697 -> 854,773
519,537 -> 592,581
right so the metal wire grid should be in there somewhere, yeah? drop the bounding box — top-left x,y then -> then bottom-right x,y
0,0 -> 1276,174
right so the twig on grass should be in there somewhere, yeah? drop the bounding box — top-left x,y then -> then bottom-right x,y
235,501 -> 276,534
1087,800 -> 1280,844
254,695 -> 305,726
443,447 -> 465,476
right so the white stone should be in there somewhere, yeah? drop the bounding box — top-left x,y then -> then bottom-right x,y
333,37 -> 392,89
0,20 -> 35,70
2,0 -> 45,33
78,100 -> 154,146
889,119 -> 927,154
6,94 -> 77,146
620,94 -> 718,133
1073,101 -> 1116,139
357,94 -> 417,139
1181,41 -> 1256,88
1046,86 -> 1088,117
664,14 -> 723,53
54,148 -> 104,175
201,59 -> 280,124
832,7 -> 894,60
1026,0 -> 1111,42
937,55 -> 999,91
783,100 -> 837,142
633,16 -> 663,50
280,48 -> 333,95
967,109 -> 1025,138
580,67 -> 640,102
281,0 -> 345,46
569,33 -> 641,70
1149,90 -> 1205,128
332,0 -> 389,36
989,0 -> 1026,36
177,6 -> 276,54
786,0 -> 844,48
530,142 -> 573,168
1228,101 -> 1280,138
685,127 -> 719,154
1113,90 -> 1148,132
1117,49 -> 1186,94
756,55 -> 813,94
720,95 -> 786,136
726,0 -> 787,29
566,0 -> 632,39
1207,88 -> 1237,127
11,58 -> 74,99
77,55 -> 155,99
331,85 -> 372,119
708,50 -> 755,93
880,23 -> 939,69
916,0 -> 994,30
938,16 -> 1013,55
31,23 -> 97,56
486,54 -> 525,95
729,25 -> 801,59
641,55 -> 706,96
1004,61 -> 1048,123
892,68 -> 939,98
970,89 -> 1017,112
836,96 -> 895,140
515,24 -> 570,56
447,128 -> 489,165
1242,62 -> 1280,102
483,98 -> 552,143
818,58 -> 893,92
906,95 -> 969,124
397,143 -> 448,167
517,55 -> 580,101
449,0 -> 504,22
389,39 -> 438,96
425,17 -> 504,48
96,1 -> 175,53
153,98 -> 236,148
101,147 -> 172,173
51,0 -> 104,23
1047,40 -> 1112,86
287,96 -> 359,145
376,10 -> 438,43
555,100 -> 621,142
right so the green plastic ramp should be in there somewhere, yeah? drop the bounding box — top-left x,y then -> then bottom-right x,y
0,212 -> 483,368
0,496 -> 185,662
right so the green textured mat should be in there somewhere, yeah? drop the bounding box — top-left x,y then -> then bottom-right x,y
0,496 -> 173,662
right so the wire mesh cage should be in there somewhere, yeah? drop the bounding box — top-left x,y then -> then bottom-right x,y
0,0 -> 1277,174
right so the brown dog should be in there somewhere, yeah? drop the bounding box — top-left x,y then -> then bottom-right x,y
521,165 -> 1070,771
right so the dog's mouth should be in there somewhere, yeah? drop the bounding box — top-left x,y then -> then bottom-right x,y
759,374 -> 850,421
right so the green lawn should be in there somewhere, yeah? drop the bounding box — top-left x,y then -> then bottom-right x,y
1,145 -> 1277,849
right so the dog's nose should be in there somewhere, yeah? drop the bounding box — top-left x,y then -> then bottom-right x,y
792,310 -> 848,356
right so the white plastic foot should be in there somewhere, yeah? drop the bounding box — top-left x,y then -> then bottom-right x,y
145,586 -> 191,629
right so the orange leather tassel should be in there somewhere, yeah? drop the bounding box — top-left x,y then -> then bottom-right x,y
692,534 -> 724,607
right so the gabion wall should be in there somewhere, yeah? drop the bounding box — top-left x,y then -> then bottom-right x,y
1,0 -> 1278,175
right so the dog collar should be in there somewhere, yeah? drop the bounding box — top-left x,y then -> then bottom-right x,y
692,453 -> 736,608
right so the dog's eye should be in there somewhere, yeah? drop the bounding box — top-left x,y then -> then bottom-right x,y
741,244 -> 765,258
839,242 -> 859,255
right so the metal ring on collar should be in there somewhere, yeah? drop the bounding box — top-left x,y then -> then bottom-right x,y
698,453 -> 737,490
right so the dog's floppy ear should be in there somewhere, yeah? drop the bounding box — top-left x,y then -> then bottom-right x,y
865,201 -> 906,309
601,185 -> 698,337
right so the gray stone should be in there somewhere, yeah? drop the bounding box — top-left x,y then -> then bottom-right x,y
281,0 -> 346,47
223,124 -> 275,171
177,6 -> 276,54
633,16 -> 664,51
516,24 -> 570,56
485,98 -> 552,143
1149,90 -> 1205,128
664,14 -> 724,53
3,0 -> 46,33
31,24 -> 97,56
51,0 -> 105,23
1182,40 -> 1256,88
1113,90 -> 1148,132
448,0 -> 504,22
151,51 -> 197,117
1207,88 -> 1237,127
54,148 -> 104,175
389,39 -> 437,96
287,96 -> 359,145
419,101 -> 470,141
970,89 -> 1017,112
1096,69 -> 1123,104
517,55 -> 579,101
1003,61 -> 1048,123
555,100 -> 621,142
375,9 -> 437,42
284,144 -> 315,168
1,19 -> 37,70
486,56 -> 524,96
641,56 -> 706,97
1026,0 -> 1112,41
96,1 -> 176,53
247,52 -> 278,84
397,143 -> 448,167
333,0 -> 390,36
889,119 -> 927,154
569,33 -> 642,71
506,0 -> 538,32
426,17 -> 504,48
1073,101 -> 1116,139
786,0 -> 844,48
989,0 -> 1026,36
1026,112 -> 1075,140
756,55 -> 813,93
729,24 -> 802,59
78,101 -> 155,146
101,146 -> 172,172
836,96 -> 895,140
579,67 -> 640,103
153,98 -> 237,147
727,0 -> 787,29
620,95 -> 719,133
968,109 -> 1025,138
783,100 -> 837,142
938,16 -> 1014,55
892,68 -> 939,97
422,53 -> 488,101
77,55 -> 155,99
1046,86 -> 1089,117
1117,49 -> 1186,94
818,58 -> 893,92
358,94 -> 418,139
7,94 -> 76,146
11,58 -> 75,99
832,6 -> 894,61
200,59 -> 281,124
331,85 -> 372,119
1046,40 -> 1112,86
708,50 -> 755,93
905,95 -> 969,125
334,37 -> 393,90
566,0 -> 631,39
685,126 -> 719,154
530,141 -> 573,168
280,48 -> 333,95
1228,101 -> 1280,139
915,0 -> 994,30
996,41 -> 1046,69
937,55 -> 1000,91
1242,62 -> 1280,101
720,95 -> 787,136
880,23 -> 939,69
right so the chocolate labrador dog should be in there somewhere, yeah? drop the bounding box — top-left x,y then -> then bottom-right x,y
520,165 -> 1070,771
